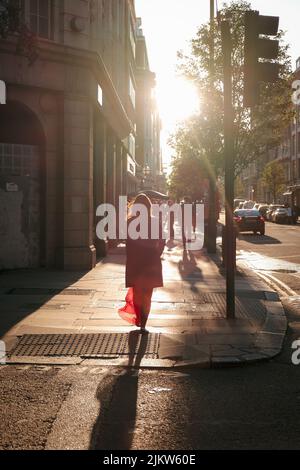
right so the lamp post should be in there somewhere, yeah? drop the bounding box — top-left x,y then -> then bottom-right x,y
206,0 -> 217,254
221,19 -> 236,319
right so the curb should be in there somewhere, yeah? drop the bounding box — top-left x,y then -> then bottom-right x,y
4,295 -> 287,369
2,259 -> 288,370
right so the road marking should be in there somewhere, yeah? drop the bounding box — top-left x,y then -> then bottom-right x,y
256,271 -> 298,297
237,250 -> 300,274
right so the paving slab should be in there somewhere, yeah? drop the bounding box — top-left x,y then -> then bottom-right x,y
0,243 -> 287,368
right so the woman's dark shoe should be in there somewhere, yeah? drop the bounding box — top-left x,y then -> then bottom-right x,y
139,328 -> 149,335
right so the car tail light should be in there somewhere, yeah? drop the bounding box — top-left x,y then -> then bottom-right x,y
234,216 -> 242,222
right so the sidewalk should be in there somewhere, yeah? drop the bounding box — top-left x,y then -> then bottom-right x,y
0,241 -> 287,368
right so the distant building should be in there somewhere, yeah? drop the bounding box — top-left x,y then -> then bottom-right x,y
135,18 -> 163,191
241,57 -> 300,209
286,57 -> 300,208
0,0 -> 159,271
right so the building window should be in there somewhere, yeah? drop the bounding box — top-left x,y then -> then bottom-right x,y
129,133 -> 135,159
21,0 -> 54,39
129,75 -> 135,108
127,155 -> 135,176
129,21 -> 136,58
112,0 -> 120,39
97,85 -> 103,107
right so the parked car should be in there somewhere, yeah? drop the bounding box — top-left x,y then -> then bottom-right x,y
234,209 -> 265,235
273,207 -> 289,224
258,204 -> 269,220
234,198 -> 245,209
266,204 -> 283,221
270,205 -> 286,222
242,200 -> 255,209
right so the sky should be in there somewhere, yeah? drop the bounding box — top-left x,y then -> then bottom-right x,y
135,0 -> 300,169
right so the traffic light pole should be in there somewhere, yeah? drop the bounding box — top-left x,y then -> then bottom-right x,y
221,20 -> 235,319
207,0 -> 217,254
244,10 -> 280,107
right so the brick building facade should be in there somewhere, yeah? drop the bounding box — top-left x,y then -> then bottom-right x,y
0,0 -> 159,271
241,57 -> 300,209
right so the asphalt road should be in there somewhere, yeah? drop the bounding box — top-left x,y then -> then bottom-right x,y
236,220 -> 300,294
1,302 -> 300,451
1,220 -> 300,451
237,220 -> 300,264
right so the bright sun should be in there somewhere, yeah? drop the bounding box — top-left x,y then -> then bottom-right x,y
156,77 -> 200,130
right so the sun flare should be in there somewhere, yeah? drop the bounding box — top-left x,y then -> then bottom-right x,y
156,77 -> 200,130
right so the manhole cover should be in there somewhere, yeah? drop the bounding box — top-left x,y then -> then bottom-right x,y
9,333 -> 160,358
8,288 -> 94,296
8,288 -> 55,295
20,303 -> 68,311
203,293 -> 226,304
58,289 -> 95,296
201,293 -> 266,322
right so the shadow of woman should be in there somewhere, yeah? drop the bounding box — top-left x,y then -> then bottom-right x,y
178,249 -> 203,292
89,330 -> 148,450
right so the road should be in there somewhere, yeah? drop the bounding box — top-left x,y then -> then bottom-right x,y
218,213 -> 300,293
236,220 -> 300,294
237,220 -> 300,265
1,311 -> 300,450
1,221 -> 300,451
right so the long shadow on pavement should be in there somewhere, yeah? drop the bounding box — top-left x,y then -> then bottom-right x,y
238,234 -> 281,245
0,268 -> 90,338
89,330 -> 148,450
178,248 -> 204,296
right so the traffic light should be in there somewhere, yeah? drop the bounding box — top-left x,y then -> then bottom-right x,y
244,10 -> 280,107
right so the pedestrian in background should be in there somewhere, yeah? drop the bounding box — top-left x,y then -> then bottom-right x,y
287,205 -> 292,225
292,205 -> 298,225
181,196 -> 192,249
119,194 -> 165,334
168,199 -> 175,240
192,200 -> 197,235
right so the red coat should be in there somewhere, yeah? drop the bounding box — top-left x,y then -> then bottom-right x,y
125,216 -> 165,288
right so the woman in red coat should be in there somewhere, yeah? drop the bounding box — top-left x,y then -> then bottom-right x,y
119,194 -> 165,334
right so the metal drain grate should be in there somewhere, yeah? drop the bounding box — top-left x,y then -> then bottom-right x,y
20,303 -> 67,311
8,288 -> 94,296
58,289 -> 95,296
201,293 -> 266,324
122,332 -> 160,356
203,293 -> 226,304
9,333 -> 160,358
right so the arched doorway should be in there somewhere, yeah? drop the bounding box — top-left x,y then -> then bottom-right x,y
0,101 -> 45,269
